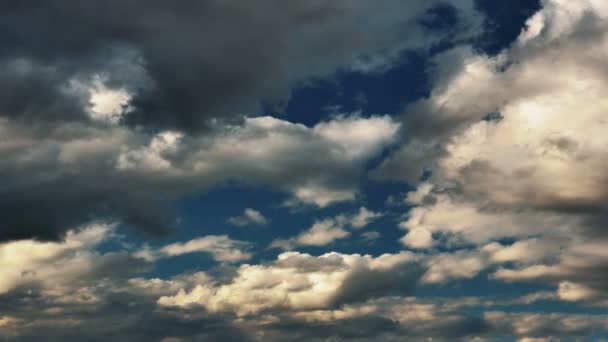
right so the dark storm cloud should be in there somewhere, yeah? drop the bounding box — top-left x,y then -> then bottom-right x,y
0,0 -> 480,133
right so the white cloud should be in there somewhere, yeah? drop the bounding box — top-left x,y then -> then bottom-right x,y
0,113 -> 400,244
0,224 -> 110,294
139,235 -> 251,263
557,282 -> 598,302
227,208 -> 268,227
88,77 -> 132,122
271,218 -> 350,250
401,227 -> 434,249
157,251 -> 419,315
350,207 -> 382,229
270,207 -> 381,250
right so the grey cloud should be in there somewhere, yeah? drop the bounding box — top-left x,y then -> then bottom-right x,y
0,115 -> 398,242
1,228 -> 605,342
0,0 -> 482,242
328,260 -> 424,307
0,0 -> 481,133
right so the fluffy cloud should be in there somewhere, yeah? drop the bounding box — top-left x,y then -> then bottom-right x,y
0,0 -> 480,243
493,240 -> 608,307
0,0 -> 481,132
3,1 -> 608,341
0,224 -> 149,295
158,251 -> 422,315
374,0 -> 608,307
0,229 -> 605,341
0,114 -> 398,242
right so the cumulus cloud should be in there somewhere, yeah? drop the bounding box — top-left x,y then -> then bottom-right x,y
0,114 -> 398,242
0,228 -> 605,341
0,0 -> 480,243
372,0 -> 608,307
3,1 -> 608,341
158,251 -> 422,315
228,208 -> 269,227
0,0 -> 481,132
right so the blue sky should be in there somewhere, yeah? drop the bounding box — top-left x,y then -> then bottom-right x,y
1,1 -> 607,341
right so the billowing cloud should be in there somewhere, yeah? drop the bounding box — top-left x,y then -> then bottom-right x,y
0,0 -> 481,132
2,1 -> 608,341
0,114 -> 398,242
375,0 -> 608,308
158,251 -> 422,315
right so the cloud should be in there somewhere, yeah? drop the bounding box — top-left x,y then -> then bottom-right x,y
401,227 -> 434,249
0,0 -> 482,133
361,231 -> 381,242
0,228 -> 605,341
270,207 -> 382,250
136,235 -> 251,263
0,0 -> 480,243
160,236 -> 251,262
2,1 -> 608,341
350,207 -> 383,229
0,114 -> 398,242
0,224 -> 150,295
158,251 -> 421,315
227,208 -> 269,227
493,240 -> 608,307
371,0 -> 608,308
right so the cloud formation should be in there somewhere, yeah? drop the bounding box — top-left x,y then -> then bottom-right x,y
0,0 -> 481,132
0,114 -> 398,242
378,0 -> 608,310
2,1 -> 608,341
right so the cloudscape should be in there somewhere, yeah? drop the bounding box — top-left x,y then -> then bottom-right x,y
1,1 -> 607,341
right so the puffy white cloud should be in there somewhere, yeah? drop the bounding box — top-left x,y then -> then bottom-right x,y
158,251 -> 420,315
370,0 -> 608,309
400,192 -> 580,247
0,224 -> 111,294
295,219 -> 351,246
377,0 -> 608,224
557,282 -> 598,302
401,227 -> 434,249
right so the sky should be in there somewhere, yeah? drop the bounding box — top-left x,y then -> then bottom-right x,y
0,1 -> 607,341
